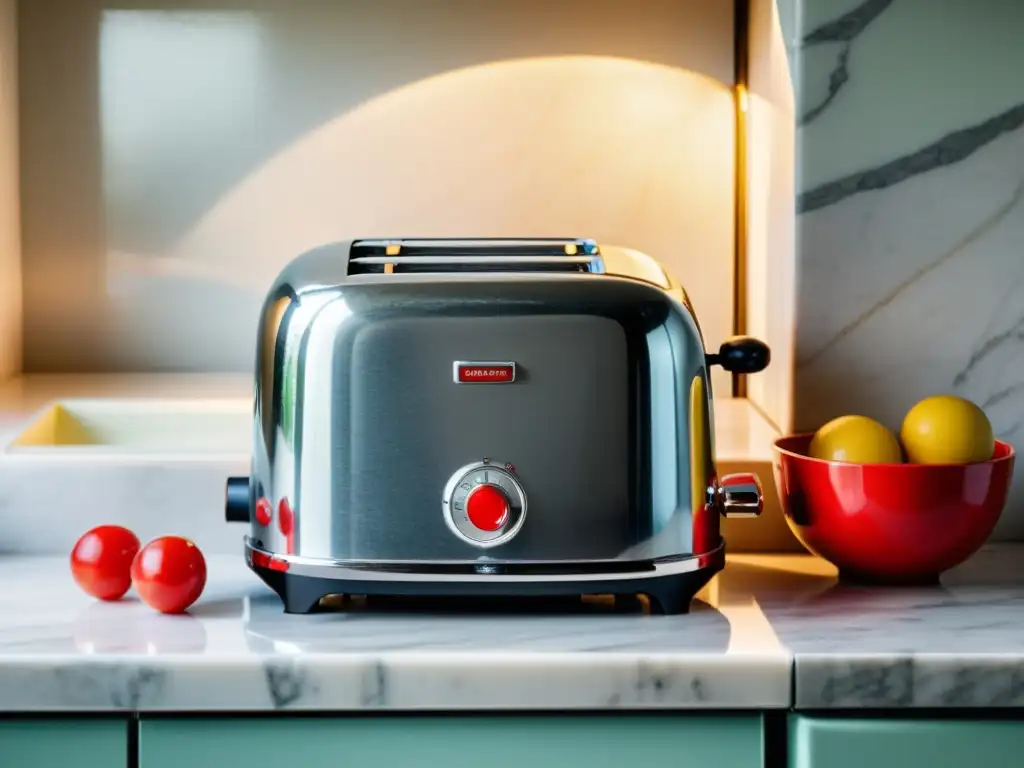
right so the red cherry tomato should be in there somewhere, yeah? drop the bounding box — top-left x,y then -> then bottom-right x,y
70,525 -> 140,601
131,536 -> 207,614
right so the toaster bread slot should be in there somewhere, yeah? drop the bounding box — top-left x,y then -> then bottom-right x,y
348,238 -> 605,275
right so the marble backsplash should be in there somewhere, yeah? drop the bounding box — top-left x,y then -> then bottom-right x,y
789,0 -> 1024,538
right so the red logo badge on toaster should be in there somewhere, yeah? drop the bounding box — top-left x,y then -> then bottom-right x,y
454,362 -> 516,384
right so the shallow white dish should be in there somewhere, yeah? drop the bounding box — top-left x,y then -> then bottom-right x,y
6,398 -> 251,455
0,397 -> 251,555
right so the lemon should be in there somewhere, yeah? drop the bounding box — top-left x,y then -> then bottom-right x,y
808,415 -> 903,464
900,395 -> 994,464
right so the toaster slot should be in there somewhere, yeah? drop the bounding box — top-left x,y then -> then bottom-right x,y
348,255 -> 600,275
348,238 -> 605,275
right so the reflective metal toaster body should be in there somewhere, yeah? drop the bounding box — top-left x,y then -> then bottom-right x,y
225,238 -> 770,614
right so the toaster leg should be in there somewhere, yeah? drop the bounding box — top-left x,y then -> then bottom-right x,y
251,567 -> 335,614
639,567 -> 720,615
280,575 -> 338,614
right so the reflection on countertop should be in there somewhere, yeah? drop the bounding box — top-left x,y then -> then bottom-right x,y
240,592 -> 736,654
2,545 -> 1023,712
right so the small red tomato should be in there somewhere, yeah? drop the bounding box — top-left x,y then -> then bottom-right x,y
131,536 -> 207,614
70,525 -> 141,600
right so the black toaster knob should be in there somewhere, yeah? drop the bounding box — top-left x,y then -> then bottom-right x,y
707,336 -> 770,374
225,477 -> 251,522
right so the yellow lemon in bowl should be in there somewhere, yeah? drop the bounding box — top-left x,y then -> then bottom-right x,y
900,395 -> 994,464
809,415 -> 903,464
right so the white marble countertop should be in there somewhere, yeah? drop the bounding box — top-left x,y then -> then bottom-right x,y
0,553 -> 789,712
727,545 -> 1024,709
5,545 -> 1024,713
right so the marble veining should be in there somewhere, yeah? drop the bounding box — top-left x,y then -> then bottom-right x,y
798,0 -> 893,126
263,659 -> 311,708
798,178 -> 1024,368
799,101 -> 1024,212
797,656 -> 1024,709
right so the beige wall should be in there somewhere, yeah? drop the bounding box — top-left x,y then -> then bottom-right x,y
18,0 -> 739,394
0,0 -> 19,380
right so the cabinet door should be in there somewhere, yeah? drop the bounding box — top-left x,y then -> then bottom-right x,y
0,718 -> 127,768
141,715 -> 763,768
791,716 -> 1024,768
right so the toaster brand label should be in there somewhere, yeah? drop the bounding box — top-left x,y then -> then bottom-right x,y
454,362 -> 516,384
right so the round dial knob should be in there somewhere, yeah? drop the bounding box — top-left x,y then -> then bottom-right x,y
442,460 -> 527,548
466,484 -> 510,531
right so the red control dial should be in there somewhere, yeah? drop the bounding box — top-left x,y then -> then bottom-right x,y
465,484 -> 510,531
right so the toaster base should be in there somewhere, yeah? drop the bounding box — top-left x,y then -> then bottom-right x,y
246,541 -> 725,616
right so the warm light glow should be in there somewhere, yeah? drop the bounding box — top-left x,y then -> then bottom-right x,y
106,55 -> 738,364
743,0 -> 797,432
736,84 -> 750,113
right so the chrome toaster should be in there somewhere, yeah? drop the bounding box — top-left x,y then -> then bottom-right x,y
225,238 -> 770,614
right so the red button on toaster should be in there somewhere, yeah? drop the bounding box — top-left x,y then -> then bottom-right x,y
465,484 -> 510,531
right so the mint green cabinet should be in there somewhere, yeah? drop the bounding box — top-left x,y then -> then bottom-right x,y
140,715 -> 764,768
0,718 -> 126,768
790,716 -> 1024,768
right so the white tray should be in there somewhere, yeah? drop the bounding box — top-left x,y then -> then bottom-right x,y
0,398 -> 251,555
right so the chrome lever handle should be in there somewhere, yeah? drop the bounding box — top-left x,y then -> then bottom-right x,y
717,473 -> 763,518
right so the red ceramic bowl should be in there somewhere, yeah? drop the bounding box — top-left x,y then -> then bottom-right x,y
772,434 -> 1015,583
